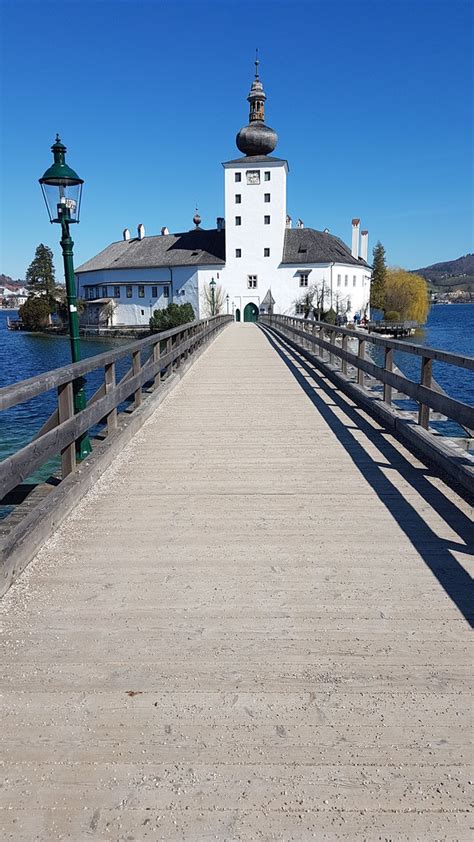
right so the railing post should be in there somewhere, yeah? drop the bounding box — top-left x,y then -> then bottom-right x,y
341,333 -> 348,375
329,329 -> 336,366
132,350 -> 142,408
57,381 -> 76,478
383,347 -> 393,407
418,355 -> 432,429
104,362 -> 117,434
357,337 -> 366,386
153,340 -> 161,390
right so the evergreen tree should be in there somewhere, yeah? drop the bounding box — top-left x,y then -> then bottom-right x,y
370,240 -> 387,312
26,244 -> 56,304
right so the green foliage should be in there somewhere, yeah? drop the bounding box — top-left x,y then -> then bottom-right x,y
384,310 -> 400,322
384,268 -> 430,323
322,308 -> 336,325
370,241 -> 387,311
149,303 -> 195,331
19,296 -> 52,330
26,244 -> 56,304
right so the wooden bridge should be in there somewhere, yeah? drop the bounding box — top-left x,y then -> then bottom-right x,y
1,317 -> 473,839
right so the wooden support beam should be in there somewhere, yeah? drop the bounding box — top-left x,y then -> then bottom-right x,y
418,356 -> 433,429
104,362 -> 117,434
132,351 -> 142,409
384,347 -> 394,407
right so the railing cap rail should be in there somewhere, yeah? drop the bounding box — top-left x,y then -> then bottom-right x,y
0,315 -> 231,411
268,315 -> 474,371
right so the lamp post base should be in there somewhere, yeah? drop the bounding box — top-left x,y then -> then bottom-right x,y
73,377 -> 92,460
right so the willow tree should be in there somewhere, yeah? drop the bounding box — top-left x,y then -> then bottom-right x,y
384,268 -> 430,323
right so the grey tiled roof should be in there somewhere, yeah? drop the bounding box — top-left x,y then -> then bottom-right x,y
282,228 -> 370,267
76,229 -> 226,274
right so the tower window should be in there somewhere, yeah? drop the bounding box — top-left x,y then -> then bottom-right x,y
264,193 -> 270,202
235,194 -> 241,203
264,215 -> 270,224
247,275 -> 257,289
264,171 -> 271,181
235,216 -> 241,225
138,285 -> 145,298
126,285 -> 133,298
299,273 -> 309,287
264,248 -> 270,257
235,248 -> 241,258
235,172 -> 241,182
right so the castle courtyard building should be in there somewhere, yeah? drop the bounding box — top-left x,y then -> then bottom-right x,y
76,63 -> 371,325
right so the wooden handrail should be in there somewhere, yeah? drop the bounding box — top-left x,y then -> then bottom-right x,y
0,315 -> 224,411
0,315 -> 232,499
261,315 -> 474,433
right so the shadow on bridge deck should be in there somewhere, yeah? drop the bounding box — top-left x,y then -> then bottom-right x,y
259,325 -> 474,627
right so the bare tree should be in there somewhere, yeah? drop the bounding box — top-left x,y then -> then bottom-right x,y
294,279 -> 328,319
201,282 -> 226,317
100,300 -> 117,326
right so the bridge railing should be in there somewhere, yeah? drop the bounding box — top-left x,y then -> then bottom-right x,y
0,315 -> 232,502
261,314 -> 474,435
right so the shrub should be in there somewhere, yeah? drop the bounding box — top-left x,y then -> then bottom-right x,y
322,308 -> 337,325
19,296 -> 53,330
384,310 -> 400,322
149,302 -> 195,331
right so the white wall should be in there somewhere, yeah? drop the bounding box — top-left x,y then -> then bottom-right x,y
222,159 -> 288,315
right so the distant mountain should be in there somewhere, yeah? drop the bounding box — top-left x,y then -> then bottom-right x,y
0,273 -> 26,289
412,254 -> 474,290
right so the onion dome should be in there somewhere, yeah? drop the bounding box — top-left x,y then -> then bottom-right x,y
236,53 -> 278,156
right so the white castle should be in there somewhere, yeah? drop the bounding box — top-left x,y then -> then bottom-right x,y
76,60 -> 371,326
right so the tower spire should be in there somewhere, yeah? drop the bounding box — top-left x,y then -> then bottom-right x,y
235,53 -> 278,156
247,52 -> 266,123
254,48 -> 259,79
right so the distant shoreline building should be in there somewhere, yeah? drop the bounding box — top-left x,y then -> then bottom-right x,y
76,62 -> 371,326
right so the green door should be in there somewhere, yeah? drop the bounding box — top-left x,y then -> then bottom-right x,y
244,302 -> 259,322
235,308 -> 241,322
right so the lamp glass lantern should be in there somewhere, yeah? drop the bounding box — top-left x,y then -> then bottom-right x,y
39,135 -> 83,224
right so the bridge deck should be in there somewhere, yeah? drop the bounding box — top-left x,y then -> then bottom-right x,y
1,323 -> 472,840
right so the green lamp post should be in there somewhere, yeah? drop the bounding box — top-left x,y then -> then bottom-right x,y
209,277 -> 216,316
39,135 -> 92,460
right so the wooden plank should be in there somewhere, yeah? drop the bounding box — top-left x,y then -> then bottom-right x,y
132,351 -> 142,408
418,355 -> 433,429
383,346 -> 393,406
104,363 -> 117,434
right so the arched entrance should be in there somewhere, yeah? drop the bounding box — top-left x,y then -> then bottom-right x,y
235,308 -> 241,322
244,302 -> 259,322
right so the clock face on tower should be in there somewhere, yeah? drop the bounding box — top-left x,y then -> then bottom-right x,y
246,170 -> 260,185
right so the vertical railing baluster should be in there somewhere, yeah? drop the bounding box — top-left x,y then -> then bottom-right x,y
58,381 -> 76,478
132,350 -> 142,408
342,333 -> 348,375
104,362 -> 117,434
153,340 -> 161,390
357,337 -> 366,386
383,347 -> 393,407
418,355 -> 432,429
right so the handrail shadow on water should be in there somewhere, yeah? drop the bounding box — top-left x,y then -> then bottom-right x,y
260,325 -> 474,627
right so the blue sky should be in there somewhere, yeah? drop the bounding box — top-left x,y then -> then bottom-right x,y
0,0 -> 472,280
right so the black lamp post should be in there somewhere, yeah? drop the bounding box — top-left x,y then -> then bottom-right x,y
226,293 -> 230,314
209,277 -> 216,316
39,135 -> 92,460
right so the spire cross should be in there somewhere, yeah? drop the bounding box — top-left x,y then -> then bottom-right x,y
254,48 -> 259,78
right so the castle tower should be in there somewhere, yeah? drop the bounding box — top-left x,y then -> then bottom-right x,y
222,57 -> 288,317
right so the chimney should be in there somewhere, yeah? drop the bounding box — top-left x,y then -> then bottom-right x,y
216,217 -> 225,231
123,228 -> 130,241
351,218 -> 360,258
286,214 -> 292,229
296,218 -> 304,229
360,230 -> 369,261
137,223 -> 145,240
161,226 -> 169,236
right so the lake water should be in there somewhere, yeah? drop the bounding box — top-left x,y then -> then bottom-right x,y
0,304 -> 473,469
